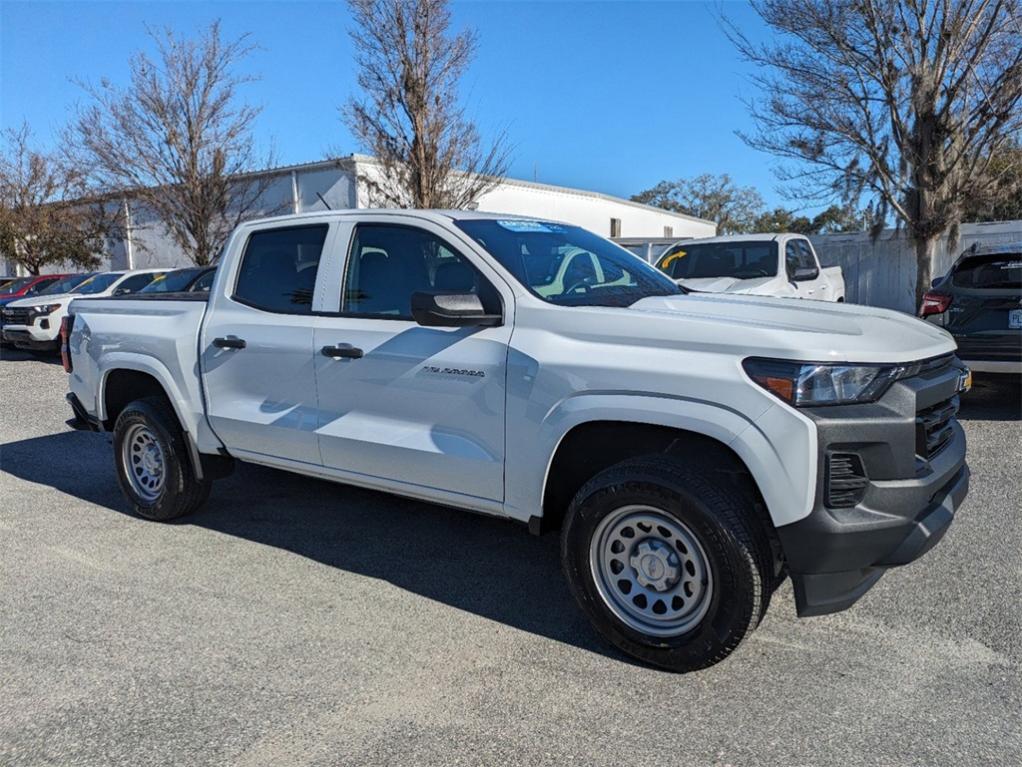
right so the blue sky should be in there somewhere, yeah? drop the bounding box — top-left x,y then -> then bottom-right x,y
0,0 -> 799,209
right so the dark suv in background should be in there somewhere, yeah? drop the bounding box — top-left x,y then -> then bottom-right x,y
921,243 -> 1022,374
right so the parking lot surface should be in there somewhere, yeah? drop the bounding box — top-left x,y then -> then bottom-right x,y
1,350 -> 1020,767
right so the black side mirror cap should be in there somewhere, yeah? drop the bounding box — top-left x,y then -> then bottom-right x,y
410,291 -> 502,327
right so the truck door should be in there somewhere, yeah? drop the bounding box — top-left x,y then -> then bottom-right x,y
312,220 -> 512,502
200,222 -> 335,465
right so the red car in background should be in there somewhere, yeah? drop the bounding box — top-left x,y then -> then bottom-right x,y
0,274 -> 71,303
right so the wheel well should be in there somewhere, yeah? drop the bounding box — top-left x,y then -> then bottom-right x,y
102,370 -> 171,430
540,421 -> 765,533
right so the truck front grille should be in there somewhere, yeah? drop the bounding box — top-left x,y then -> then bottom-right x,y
916,396 -> 959,459
825,453 -> 869,508
2,307 -> 31,325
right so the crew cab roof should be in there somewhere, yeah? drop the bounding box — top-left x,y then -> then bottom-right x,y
238,208 -> 568,228
665,233 -> 789,246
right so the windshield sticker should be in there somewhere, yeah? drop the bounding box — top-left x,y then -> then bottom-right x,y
659,250 -> 687,269
497,219 -> 554,233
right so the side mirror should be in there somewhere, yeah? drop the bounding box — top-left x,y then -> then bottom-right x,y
791,266 -> 819,282
410,291 -> 502,327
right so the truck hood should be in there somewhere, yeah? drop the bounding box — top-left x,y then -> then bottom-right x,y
620,293 -> 956,363
675,276 -> 775,294
4,293 -> 76,308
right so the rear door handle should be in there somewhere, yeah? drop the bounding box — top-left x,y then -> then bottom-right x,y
213,335 -> 246,350
321,343 -> 363,359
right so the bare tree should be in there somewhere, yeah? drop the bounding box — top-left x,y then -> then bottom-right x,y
70,21 -> 273,266
632,173 -> 765,233
962,143 -> 1022,220
0,124 -> 114,274
343,0 -> 510,208
728,0 -> 1022,306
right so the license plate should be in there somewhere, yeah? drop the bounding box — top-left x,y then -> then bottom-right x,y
1010,309 -> 1022,329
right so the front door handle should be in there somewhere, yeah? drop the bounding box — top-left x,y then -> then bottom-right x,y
321,343 -> 364,359
213,335 -> 246,350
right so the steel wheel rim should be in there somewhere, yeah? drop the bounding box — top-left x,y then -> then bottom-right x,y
590,504 -> 713,637
122,423 -> 166,502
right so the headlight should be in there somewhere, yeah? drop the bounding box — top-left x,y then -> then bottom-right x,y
742,357 -> 902,407
30,304 -> 60,315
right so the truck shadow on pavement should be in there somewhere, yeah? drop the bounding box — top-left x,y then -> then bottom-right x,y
0,427 -> 622,663
0,348 -> 61,365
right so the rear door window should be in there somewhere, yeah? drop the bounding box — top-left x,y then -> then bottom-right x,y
233,225 -> 328,314
951,255 -> 1022,289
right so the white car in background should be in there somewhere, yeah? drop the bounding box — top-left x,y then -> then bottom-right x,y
1,269 -> 166,351
655,233 -> 845,302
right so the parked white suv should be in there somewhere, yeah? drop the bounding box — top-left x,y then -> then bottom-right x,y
64,211 -> 967,671
656,233 -> 845,301
2,269 -> 165,351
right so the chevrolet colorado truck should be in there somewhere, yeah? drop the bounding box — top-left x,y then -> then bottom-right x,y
64,210 -> 970,672
656,233 -> 845,302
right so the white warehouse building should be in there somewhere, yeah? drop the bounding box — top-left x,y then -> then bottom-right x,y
3,155 -> 715,274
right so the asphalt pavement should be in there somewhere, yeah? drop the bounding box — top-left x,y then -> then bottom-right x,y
1,349 -> 1020,766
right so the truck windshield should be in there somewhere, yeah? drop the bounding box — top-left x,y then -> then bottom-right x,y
141,268 -> 205,293
39,274 -> 94,295
455,219 -> 681,307
71,273 -> 121,295
657,242 -> 778,280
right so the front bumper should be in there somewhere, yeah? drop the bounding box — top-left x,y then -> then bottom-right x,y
1,315 -> 60,349
776,356 -> 970,616
2,326 -> 59,350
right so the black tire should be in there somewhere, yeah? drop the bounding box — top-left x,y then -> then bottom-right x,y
561,455 -> 773,672
113,396 -> 211,521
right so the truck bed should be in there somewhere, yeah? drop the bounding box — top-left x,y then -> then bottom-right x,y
67,294 -> 217,451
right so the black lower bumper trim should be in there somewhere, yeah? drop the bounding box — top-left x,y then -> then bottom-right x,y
66,392 -> 101,432
782,463 -> 969,617
3,330 -> 58,351
791,568 -> 886,617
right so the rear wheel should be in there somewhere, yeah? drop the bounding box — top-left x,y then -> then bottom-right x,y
113,396 -> 211,521
561,456 -> 773,672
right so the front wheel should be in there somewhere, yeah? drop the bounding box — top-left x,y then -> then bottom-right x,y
561,456 -> 773,672
113,396 -> 211,521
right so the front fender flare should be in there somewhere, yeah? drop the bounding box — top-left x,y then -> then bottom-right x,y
505,392 -> 817,529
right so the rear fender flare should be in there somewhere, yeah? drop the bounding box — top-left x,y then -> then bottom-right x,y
97,354 -> 194,434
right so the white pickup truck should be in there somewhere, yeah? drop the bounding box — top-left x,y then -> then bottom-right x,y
655,233 -> 846,302
64,210 -> 969,672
